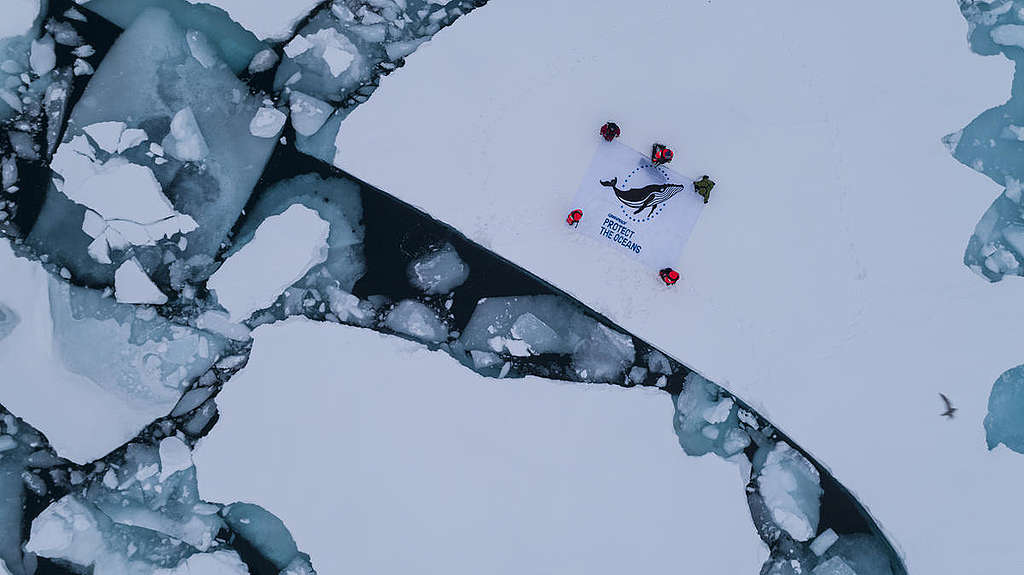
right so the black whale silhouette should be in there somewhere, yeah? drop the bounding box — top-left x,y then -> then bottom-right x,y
600,177 -> 688,217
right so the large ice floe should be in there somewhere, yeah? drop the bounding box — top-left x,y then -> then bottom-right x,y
950,0 -> 1024,459
0,0 -> 960,574
26,7 -> 278,290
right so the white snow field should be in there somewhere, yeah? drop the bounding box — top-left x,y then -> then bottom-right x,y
330,1 -> 1024,573
194,319 -> 768,575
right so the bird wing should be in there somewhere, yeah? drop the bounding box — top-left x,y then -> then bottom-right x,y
940,393 -> 953,410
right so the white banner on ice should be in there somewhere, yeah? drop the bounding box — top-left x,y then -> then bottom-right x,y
570,141 -> 705,270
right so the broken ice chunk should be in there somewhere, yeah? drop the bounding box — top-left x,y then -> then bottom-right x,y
29,34 -> 55,76
509,312 -> 560,354
248,48 -> 278,73
24,496 -> 106,567
157,436 -> 192,481
284,35 -> 314,58
51,136 -> 197,235
385,300 -> 447,343
237,173 -> 366,292
83,121 -> 127,154
73,58 -> 94,76
249,107 -> 287,138
407,243 -> 469,294
289,91 -> 333,136
117,128 -> 149,153
0,244 -> 226,463
114,259 -> 167,305
162,107 -> 209,163
756,442 -> 822,542
323,43 -> 355,77
460,295 -> 634,381
29,8 -> 279,286
810,528 -> 839,557
628,365 -> 648,384
208,204 -> 331,322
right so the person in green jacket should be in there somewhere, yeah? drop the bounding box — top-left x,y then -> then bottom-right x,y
694,175 -> 714,204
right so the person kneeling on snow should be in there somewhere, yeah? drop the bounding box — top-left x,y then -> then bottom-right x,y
600,122 -> 621,141
651,143 -> 673,165
694,175 -> 714,204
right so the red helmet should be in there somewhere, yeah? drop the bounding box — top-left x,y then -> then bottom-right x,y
662,149 -> 673,161
659,268 -> 679,285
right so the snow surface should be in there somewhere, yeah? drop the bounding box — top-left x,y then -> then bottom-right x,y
331,1 -> 1024,572
0,0 -> 39,39
194,320 -> 768,575
208,204 -> 330,322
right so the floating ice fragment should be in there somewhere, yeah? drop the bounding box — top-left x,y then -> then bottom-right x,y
195,311 -> 252,341
756,442 -> 822,542
703,397 -> 734,424
83,122 -> 127,154
323,45 -> 355,77
162,107 -> 209,163
208,204 -> 330,322
158,437 -> 192,481
289,91 -> 332,136
407,243 -> 469,294
29,34 -> 55,76
73,58 -> 94,76
284,35 -> 314,58
811,528 -> 839,557
248,48 -> 278,73
25,496 -> 102,566
385,300 -> 447,343
509,312 -> 559,353
117,128 -> 148,153
114,259 -> 167,305
249,107 -> 287,138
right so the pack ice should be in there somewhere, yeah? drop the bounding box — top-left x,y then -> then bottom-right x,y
0,243 -> 224,463
27,8 -> 277,291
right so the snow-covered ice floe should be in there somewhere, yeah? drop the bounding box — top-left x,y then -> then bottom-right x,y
194,320 -> 769,575
5,0 -> 1016,573
332,0 -> 1024,572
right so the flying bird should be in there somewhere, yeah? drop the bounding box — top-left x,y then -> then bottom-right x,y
939,393 -> 957,419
